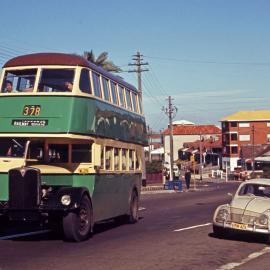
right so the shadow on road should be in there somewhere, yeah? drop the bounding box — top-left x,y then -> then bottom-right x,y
0,216 -> 144,242
209,232 -> 268,244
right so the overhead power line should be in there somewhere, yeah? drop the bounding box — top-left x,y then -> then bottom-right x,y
145,55 -> 270,66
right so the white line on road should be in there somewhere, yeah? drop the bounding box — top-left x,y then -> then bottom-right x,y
174,222 -> 212,232
0,229 -> 51,240
216,247 -> 270,270
139,207 -> 146,211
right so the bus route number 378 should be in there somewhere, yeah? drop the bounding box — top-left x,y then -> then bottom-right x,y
23,105 -> 41,116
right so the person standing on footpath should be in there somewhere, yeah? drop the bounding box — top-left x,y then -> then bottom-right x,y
185,168 -> 191,191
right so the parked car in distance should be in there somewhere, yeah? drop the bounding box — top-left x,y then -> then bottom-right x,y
213,178 -> 270,242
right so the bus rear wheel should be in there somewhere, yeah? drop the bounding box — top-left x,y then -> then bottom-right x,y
63,195 -> 92,242
127,190 -> 139,224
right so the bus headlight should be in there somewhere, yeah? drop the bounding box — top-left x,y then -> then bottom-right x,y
61,195 -> 71,206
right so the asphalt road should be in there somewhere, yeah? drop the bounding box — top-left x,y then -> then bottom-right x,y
0,181 -> 270,270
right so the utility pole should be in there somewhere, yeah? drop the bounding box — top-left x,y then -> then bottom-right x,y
128,52 -> 149,186
252,124 -> 255,174
148,125 -> 152,162
128,51 -> 149,94
163,96 -> 177,181
199,132 -> 203,181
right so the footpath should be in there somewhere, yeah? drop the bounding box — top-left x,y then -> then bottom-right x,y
141,176 -> 239,194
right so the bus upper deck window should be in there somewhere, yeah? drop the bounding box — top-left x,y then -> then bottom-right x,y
38,69 -> 75,92
79,69 -> 92,94
1,69 -> 37,93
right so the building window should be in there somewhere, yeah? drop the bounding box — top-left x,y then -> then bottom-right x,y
226,146 -> 230,154
239,134 -> 250,141
267,122 -> 270,127
231,146 -> 238,154
239,122 -> 250,128
267,134 -> 270,142
230,122 -> 237,127
230,133 -> 238,141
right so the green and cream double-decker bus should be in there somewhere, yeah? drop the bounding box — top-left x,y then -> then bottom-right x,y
0,53 -> 147,241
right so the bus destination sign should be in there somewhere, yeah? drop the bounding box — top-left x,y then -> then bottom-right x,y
12,119 -> 48,127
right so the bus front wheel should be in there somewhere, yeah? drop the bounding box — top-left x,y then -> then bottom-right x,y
63,195 -> 93,242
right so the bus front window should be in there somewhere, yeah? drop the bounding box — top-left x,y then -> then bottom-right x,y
0,138 -> 27,158
38,69 -> 75,92
1,69 -> 37,93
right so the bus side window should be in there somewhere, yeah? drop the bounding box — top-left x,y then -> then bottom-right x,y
72,144 -> 91,163
110,81 -> 118,105
105,146 -> 113,170
92,72 -> 102,98
118,85 -> 126,108
100,146 -> 104,169
125,89 -> 132,111
79,69 -> 92,94
129,150 -> 134,170
122,149 -> 128,170
131,92 -> 138,113
114,148 -> 120,170
135,151 -> 141,170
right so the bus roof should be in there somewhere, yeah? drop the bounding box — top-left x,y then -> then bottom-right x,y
3,53 -> 138,93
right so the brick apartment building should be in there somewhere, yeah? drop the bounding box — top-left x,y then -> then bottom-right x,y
221,110 -> 270,171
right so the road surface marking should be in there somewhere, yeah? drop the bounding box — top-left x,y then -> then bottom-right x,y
216,247 -> 270,270
139,207 -> 146,211
0,229 -> 51,240
174,222 -> 212,232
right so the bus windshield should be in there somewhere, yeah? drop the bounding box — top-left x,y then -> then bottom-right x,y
38,68 -> 75,92
1,69 -> 37,93
0,138 -> 28,158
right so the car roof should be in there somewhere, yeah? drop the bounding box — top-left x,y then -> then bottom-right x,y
242,178 -> 270,185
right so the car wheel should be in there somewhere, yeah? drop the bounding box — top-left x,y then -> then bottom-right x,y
63,195 -> 93,242
213,225 -> 229,238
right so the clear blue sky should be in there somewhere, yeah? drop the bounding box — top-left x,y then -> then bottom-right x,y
1,0 -> 270,131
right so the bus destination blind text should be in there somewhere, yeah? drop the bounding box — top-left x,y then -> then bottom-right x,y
12,120 -> 48,127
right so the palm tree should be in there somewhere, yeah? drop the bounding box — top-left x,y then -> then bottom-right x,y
83,50 -> 122,73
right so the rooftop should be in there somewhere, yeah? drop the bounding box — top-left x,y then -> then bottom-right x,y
163,125 -> 221,136
221,110 -> 270,122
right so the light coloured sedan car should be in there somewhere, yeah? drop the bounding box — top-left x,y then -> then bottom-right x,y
213,178 -> 270,240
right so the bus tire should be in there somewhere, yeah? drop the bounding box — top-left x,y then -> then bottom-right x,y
128,190 -> 139,224
63,195 -> 92,242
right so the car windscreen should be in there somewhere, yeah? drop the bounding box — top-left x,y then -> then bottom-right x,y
238,183 -> 270,197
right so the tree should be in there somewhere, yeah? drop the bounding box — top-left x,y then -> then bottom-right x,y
83,50 -> 122,73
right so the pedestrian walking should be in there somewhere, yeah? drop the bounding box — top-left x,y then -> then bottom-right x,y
185,169 -> 191,191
